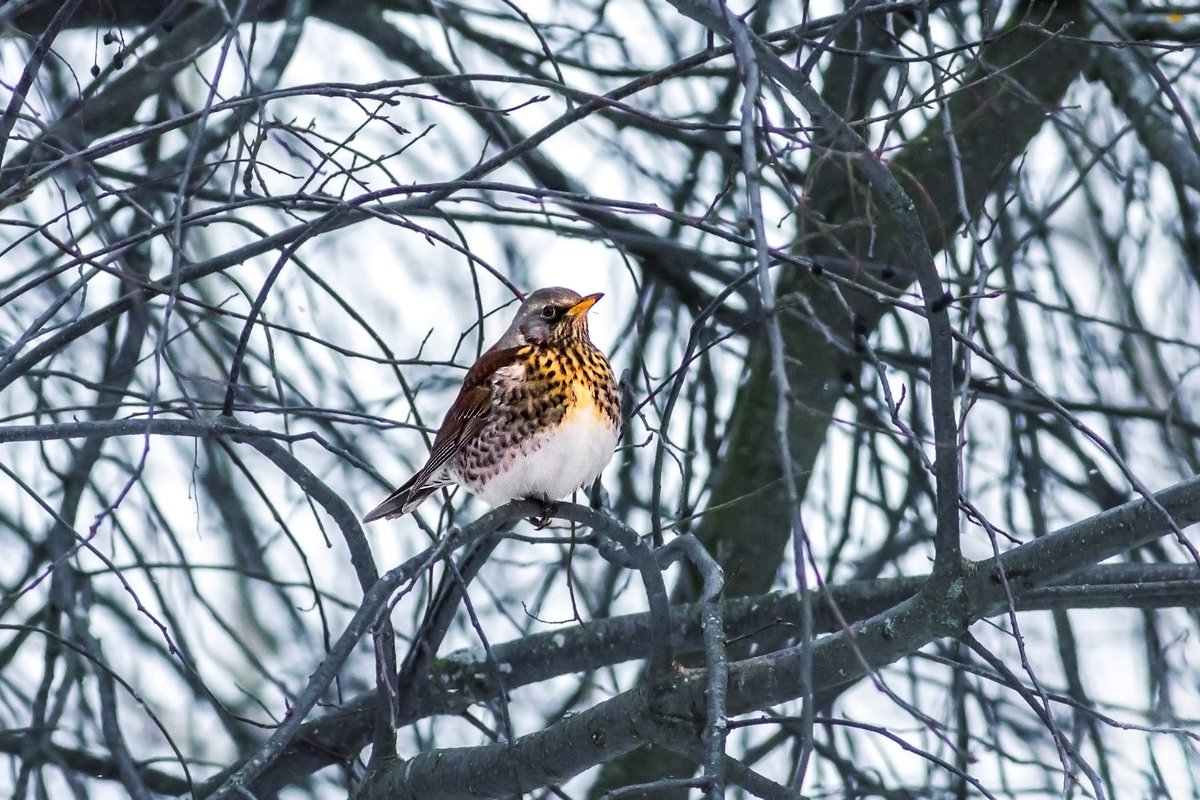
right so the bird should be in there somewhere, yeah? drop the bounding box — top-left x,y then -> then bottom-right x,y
363,286 -> 621,522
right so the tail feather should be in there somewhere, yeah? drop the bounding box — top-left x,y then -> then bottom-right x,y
362,480 -> 442,522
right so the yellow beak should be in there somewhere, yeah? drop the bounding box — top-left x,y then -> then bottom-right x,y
566,292 -> 603,317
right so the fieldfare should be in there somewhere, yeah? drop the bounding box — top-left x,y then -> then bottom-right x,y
363,287 -> 621,522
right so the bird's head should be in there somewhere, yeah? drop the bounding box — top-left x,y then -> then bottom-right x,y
506,287 -> 603,346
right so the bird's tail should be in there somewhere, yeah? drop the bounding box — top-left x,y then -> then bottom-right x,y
362,481 -> 441,522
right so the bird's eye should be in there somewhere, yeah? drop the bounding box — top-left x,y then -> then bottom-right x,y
540,305 -> 557,319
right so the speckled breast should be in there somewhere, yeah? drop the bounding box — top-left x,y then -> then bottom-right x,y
453,342 -> 620,503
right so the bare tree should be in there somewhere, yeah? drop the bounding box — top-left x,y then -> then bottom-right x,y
3,1 -> 1200,798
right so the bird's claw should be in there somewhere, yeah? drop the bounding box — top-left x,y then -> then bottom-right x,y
525,497 -> 556,529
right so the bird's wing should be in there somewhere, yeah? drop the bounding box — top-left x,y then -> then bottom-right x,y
362,347 -> 525,522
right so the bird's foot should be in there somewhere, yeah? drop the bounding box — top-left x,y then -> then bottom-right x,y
524,496 -> 556,529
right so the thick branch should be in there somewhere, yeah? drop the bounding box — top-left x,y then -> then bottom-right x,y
360,474 -> 1200,798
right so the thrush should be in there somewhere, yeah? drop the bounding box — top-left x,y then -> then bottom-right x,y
363,287 -> 621,522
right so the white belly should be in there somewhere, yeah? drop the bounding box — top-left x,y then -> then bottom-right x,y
471,403 -> 619,506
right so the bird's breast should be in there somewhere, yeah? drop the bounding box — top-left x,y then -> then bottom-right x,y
457,348 -> 619,505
